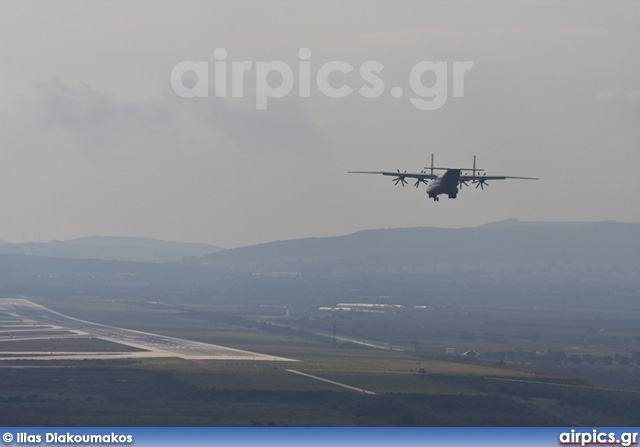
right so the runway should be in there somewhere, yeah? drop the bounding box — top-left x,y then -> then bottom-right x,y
0,298 -> 295,362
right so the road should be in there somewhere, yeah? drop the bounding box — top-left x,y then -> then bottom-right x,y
0,298 -> 295,362
286,369 -> 376,394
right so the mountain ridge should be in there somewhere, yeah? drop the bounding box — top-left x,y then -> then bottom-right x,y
0,236 -> 223,263
183,220 -> 640,275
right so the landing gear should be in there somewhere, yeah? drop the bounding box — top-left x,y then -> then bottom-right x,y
448,193 -> 457,199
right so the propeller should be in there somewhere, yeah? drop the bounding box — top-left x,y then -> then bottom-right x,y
414,178 -> 428,188
414,171 -> 428,188
393,169 -> 408,187
473,173 -> 489,190
459,180 -> 469,189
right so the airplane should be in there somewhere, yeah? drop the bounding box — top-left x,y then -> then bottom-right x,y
348,155 -> 538,201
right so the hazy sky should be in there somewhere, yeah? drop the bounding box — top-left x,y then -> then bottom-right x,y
1,1 -> 638,247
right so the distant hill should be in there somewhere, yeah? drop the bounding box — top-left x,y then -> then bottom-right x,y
184,220 -> 640,276
0,236 -> 223,263
0,252 -> 224,303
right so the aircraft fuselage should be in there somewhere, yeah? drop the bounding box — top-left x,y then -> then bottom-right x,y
426,169 -> 461,201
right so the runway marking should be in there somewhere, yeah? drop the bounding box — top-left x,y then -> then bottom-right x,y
0,298 -> 297,362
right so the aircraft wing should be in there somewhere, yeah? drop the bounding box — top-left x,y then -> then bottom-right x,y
459,175 -> 539,181
459,174 -> 539,190
348,171 -> 438,180
348,170 -> 438,187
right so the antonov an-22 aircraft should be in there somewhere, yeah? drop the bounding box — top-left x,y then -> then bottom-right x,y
349,155 -> 538,201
